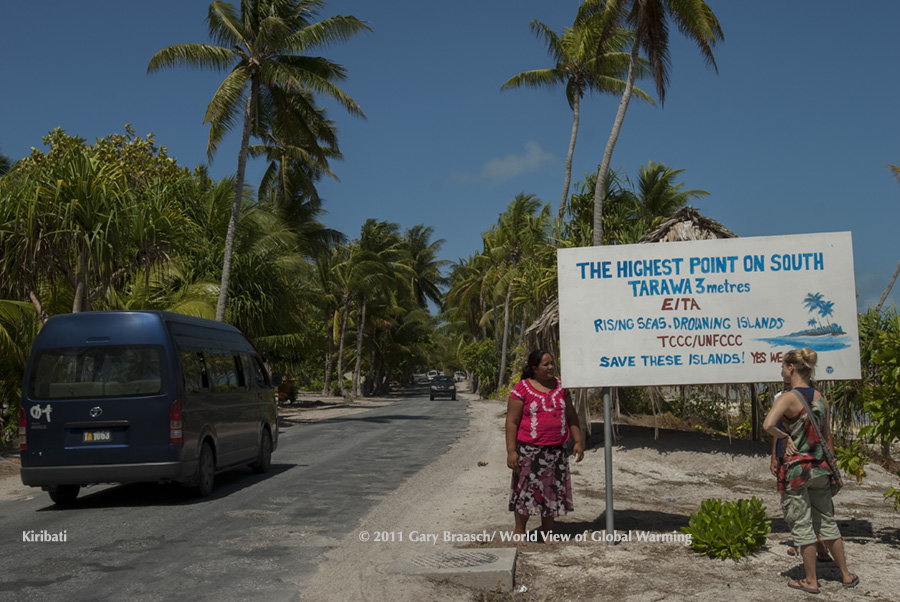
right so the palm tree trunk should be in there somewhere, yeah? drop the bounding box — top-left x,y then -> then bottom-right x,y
497,281 -> 513,393
216,86 -> 256,322
875,259 -> 900,312
480,294 -> 488,340
322,317 -> 335,396
25,287 -> 49,324
72,249 -> 87,313
593,36 -> 641,246
352,293 -> 367,397
559,93 -> 581,220
337,295 -> 351,397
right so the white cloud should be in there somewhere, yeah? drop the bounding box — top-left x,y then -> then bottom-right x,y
454,141 -> 557,185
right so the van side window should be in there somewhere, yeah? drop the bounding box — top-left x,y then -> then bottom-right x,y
233,354 -> 247,389
197,352 -> 210,390
179,349 -> 202,395
208,351 -> 238,392
250,356 -> 268,388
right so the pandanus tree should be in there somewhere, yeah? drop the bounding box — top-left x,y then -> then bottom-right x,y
0,128 -> 190,322
590,0 -> 723,245
148,0 -> 369,321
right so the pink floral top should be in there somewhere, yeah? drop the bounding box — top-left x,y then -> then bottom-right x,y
511,377 -> 569,446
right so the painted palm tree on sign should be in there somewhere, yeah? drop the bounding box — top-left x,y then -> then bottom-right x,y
803,292 -> 826,330
590,0 -> 723,245
502,4 -> 652,219
148,0 -> 369,321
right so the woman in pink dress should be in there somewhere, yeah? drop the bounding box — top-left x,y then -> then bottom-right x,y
506,350 -> 584,542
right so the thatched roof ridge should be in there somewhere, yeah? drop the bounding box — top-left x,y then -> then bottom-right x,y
638,206 -> 737,243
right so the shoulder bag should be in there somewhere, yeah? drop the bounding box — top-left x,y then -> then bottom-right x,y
793,389 -> 843,496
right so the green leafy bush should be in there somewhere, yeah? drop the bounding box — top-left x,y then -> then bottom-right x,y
682,497 -> 771,560
835,439 -> 869,484
885,480 -> 900,511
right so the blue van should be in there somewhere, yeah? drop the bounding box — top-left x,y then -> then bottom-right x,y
19,311 -> 278,504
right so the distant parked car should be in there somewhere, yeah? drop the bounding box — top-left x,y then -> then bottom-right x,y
426,370 -> 440,381
413,373 -> 428,384
430,375 -> 456,401
454,371 -> 466,382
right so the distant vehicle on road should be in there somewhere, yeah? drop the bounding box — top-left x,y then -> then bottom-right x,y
426,370 -> 440,381
454,371 -> 466,382
430,375 -> 457,401
413,373 -> 428,384
19,311 -> 278,505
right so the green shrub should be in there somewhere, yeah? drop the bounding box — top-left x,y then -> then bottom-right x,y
681,497 -> 771,560
885,479 -> 900,511
835,439 -> 869,484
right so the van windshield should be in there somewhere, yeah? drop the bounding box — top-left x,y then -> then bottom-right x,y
29,346 -> 166,399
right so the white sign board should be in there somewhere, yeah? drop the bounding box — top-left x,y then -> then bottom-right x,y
558,232 -> 861,387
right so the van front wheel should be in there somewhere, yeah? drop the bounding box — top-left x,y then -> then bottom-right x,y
252,429 -> 273,474
194,442 -> 215,498
48,485 -> 80,506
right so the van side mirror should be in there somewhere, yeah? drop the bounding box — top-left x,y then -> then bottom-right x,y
272,372 -> 283,387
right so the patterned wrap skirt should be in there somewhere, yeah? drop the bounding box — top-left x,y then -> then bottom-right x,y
508,443 -> 574,517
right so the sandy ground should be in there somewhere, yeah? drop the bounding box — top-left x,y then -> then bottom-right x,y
4,388 -> 900,601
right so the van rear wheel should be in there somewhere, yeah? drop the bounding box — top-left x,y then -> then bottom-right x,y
48,485 -> 80,506
251,429 -> 273,474
194,442 -> 215,498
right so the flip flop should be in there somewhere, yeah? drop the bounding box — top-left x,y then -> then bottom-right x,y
788,580 -> 820,594
843,575 -> 860,588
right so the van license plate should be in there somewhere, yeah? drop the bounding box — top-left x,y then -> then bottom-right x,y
83,430 -> 111,443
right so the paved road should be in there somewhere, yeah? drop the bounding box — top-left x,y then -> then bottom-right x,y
0,389 -> 469,602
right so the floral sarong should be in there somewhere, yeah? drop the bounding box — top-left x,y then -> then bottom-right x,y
509,443 -> 573,517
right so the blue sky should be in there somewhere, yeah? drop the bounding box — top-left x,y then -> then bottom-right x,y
3,1 -> 898,311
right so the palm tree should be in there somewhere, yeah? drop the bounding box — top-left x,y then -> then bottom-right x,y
402,225 -> 450,308
250,88 -> 342,213
502,5 -> 652,219
590,0 -> 723,245
630,161 -> 708,229
350,220 -> 409,396
148,0 -> 370,322
492,193 -> 551,391
446,254 -> 490,343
